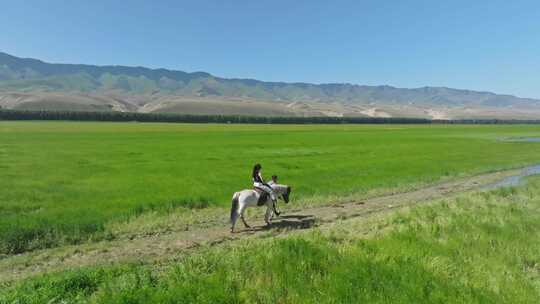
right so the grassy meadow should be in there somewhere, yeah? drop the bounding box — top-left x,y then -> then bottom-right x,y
1,121 -> 540,254
2,174 -> 540,303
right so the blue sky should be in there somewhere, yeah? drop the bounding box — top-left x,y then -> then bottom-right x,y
2,1 -> 539,98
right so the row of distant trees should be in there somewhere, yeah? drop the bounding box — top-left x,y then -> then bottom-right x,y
0,109 -> 539,124
0,109 -> 430,124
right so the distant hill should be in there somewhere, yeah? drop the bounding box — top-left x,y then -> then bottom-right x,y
1,51 -> 540,119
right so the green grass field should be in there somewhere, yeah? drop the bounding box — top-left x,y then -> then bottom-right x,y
2,175 -> 540,303
2,121 -> 540,254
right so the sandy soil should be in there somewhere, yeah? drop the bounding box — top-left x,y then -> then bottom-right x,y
359,107 -> 392,118
425,109 -> 449,120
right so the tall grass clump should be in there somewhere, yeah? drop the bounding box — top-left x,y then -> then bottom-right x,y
0,197 -> 216,254
0,210 -> 108,254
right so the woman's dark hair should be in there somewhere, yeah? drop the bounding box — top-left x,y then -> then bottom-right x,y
252,163 -> 262,177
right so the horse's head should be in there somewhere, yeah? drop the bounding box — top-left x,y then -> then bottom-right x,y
271,183 -> 292,204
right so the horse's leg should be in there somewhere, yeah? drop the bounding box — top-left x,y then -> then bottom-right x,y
273,200 -> 281,217
264,202 -> 273,226
239,203 -> 251,229
241,214 -> 251,228
274,208 -> 280,217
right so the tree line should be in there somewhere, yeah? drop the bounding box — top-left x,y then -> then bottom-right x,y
0,109 -> 429,124
1,109 -> 539,124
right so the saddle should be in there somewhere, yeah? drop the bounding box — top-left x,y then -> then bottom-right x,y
253,187 -> 269,206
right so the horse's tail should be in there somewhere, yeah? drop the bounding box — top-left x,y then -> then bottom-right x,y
230,192 -> 240,224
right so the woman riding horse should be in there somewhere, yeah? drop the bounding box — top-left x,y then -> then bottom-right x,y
252,163 -> 277,204
230,166 -> 291,232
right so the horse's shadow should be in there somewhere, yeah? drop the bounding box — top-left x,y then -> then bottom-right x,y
244,214 -> 316,232
278,214 -> 312,220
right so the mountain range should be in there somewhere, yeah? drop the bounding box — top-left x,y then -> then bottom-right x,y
1,51 -> 539,119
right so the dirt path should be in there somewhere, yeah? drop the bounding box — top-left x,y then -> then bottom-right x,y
0,168 -> 519,283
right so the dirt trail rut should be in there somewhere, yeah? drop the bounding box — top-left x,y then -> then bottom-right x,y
0,168 -> 520,283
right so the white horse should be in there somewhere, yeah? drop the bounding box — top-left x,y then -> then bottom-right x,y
230,182 -> 292,233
